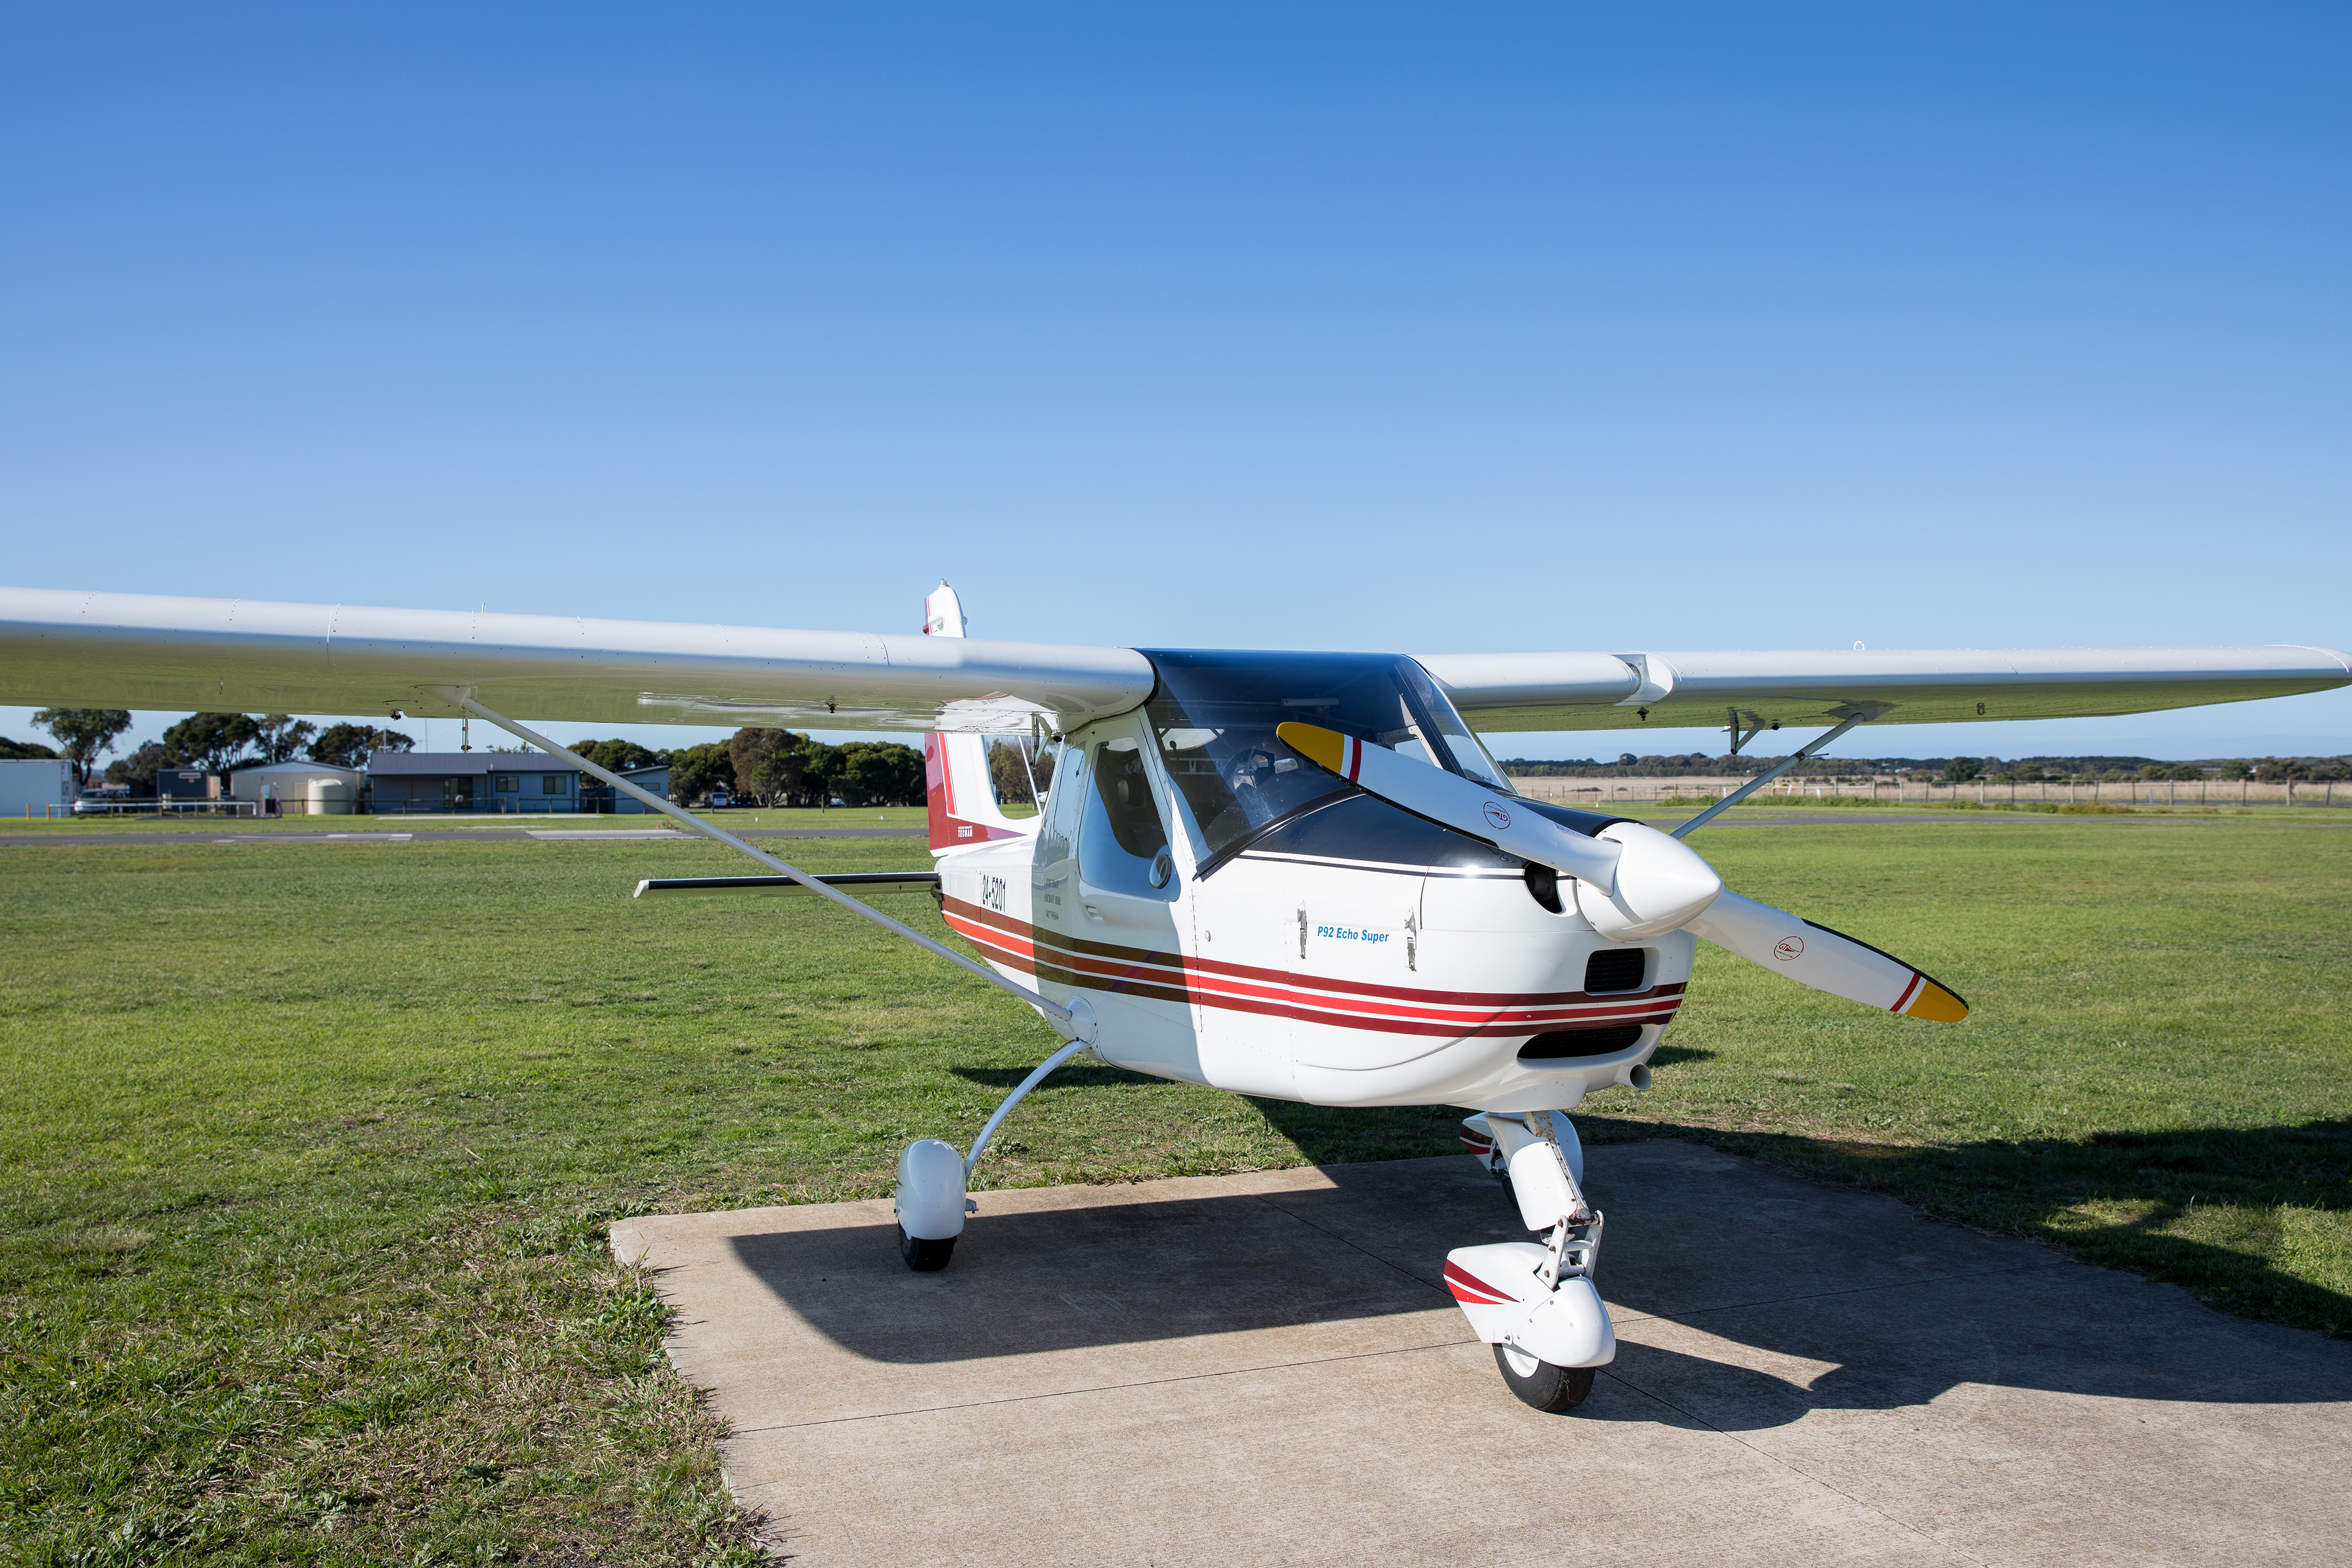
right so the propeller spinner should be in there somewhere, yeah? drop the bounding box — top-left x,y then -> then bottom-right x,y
1274,720 -> 1969,1023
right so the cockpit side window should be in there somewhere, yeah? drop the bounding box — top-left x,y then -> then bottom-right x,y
1141,649 -> 1517,868
1078,738 -> 1175,900
1031,739 -> 1084,896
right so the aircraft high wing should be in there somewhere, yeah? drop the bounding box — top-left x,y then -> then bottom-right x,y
1416,647 -> 2352,733
0,586 -> 2343,734
0,587 -> 1154,733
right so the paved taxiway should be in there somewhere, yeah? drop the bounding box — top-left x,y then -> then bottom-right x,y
615,1144 -> 2350,1567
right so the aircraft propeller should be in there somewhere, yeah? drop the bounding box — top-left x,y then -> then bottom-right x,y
1275,721 -> 1967,1022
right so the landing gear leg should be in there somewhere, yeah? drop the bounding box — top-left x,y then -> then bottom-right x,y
892,1034 -> 1094,1272
1445,1109 -> 1613,1410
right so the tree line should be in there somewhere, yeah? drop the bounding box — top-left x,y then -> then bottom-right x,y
0,711 -> 936,807
3,710 -> 420,790
12,712 -> 2341,801
567,729 -> 931,808
1928,756 -> 2350,786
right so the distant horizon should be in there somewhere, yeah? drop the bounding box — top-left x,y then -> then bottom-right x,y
7,706 -> 2343,777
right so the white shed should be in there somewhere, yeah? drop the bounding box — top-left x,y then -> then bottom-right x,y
228,761 -> 366,813
0,758 -> 76,819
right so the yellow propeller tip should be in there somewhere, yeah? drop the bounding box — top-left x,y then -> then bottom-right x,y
1901,978 -> 1970,1023
1275,721 -> 1347,774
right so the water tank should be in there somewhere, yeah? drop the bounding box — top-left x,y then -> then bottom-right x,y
308,778 -> 353,816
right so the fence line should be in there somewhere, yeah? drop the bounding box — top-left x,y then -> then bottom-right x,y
51,798 -> 263,818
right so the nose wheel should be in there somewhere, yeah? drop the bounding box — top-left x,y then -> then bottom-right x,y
1493,1343 -> 1596,1411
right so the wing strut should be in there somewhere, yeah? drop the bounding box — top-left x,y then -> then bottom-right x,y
1670,703 -> 1889,839
428,685 -> 1095,1045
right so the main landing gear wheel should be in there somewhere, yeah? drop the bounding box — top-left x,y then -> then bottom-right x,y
1494,1343 -> 1595,1412
897,1225 -> 956,1272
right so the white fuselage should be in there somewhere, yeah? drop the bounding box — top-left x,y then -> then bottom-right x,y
933,708 -> 1691,1115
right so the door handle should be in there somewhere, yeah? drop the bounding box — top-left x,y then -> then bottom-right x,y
1083,904 -> 1106,923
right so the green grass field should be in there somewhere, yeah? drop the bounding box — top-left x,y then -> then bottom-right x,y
4,817 -> 2347,1563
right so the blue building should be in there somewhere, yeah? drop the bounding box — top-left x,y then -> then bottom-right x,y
367,751 -> 579,814
363,751 -> 670,814
584,764 -> 674,814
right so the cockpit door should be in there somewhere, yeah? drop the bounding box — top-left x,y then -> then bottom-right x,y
1062,714 -> 1203,1084
1027,736 -> 1085,994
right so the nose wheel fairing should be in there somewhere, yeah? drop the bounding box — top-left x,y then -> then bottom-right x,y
1446,1251 -> 1614,1372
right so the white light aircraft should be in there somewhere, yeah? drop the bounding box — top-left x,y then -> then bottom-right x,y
5,583 -> 2344,1411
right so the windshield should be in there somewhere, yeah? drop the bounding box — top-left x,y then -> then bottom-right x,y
1140,650 -> 1514,866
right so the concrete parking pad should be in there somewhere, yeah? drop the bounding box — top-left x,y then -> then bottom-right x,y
612,1144 -> 2352,1567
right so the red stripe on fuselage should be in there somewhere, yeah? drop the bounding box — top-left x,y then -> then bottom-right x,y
940,897 -> 1684,1040
947,927 -> 1682,1037
943,897 -> 1683,1009
943,897 -> 1684,1019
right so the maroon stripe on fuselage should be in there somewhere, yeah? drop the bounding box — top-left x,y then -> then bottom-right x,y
941,897 -> 1683,1040
941,897 -> 1685,1010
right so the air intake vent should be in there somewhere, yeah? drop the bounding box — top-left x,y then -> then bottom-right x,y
1518,1026 -> 1645,1061
1583,948 -> 1646,994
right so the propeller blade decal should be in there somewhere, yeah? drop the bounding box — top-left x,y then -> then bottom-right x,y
1276,721 -> 1622,890
1686,890 -> 1969,1021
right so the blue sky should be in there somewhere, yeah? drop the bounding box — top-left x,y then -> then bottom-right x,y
3,3 -> 2346,767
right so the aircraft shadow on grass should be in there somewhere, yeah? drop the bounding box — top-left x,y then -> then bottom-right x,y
727,1088 -> 2352,1430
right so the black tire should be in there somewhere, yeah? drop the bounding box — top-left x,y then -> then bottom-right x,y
1493,1343 -> 1596,1412
897,1225 -> 956,1272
